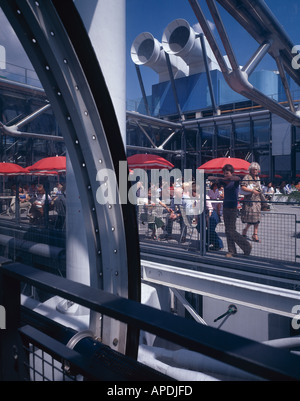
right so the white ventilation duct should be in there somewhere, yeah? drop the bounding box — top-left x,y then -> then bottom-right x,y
131,32 -> 188,82
162,19 -> 220,75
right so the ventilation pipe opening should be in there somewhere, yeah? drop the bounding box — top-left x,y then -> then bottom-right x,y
131,32 -> 188,82
162,19 -> 220,75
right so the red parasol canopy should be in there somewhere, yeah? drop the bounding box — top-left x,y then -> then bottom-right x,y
197,157 -> 250,175
127,154 -> 174,170
27,156 -> 66,173
0,162 -> 28,175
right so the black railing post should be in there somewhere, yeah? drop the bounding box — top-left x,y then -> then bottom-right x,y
0,263 -> 28,380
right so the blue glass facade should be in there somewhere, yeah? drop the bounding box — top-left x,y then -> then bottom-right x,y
151,69 -> 282,117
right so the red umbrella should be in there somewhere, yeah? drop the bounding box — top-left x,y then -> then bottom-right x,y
127,154 -> 174,170
197,157 -> 250,175
27,156 -> 66,173
0,162 -> 28,175
0,162 -> 28,190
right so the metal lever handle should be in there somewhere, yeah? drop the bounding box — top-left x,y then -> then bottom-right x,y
214,304 -> 237,322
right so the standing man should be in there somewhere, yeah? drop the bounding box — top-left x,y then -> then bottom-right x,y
208,164 -> 252,257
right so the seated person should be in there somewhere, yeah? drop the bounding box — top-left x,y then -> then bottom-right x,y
160,185 -> 187,242
28,184 -> 51,222
10,186 -> 32,214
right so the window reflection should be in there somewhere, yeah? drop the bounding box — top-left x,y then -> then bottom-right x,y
235,122 -> 250,147
253,119 -> 270,147
0,7 -> 66,280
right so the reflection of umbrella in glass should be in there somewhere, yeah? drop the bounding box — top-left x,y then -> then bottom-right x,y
127,154 -> 174,170
197,157 -> 250,175
27,156 -> 66,173
0,162 -> 29,189
0,162 -> 28,175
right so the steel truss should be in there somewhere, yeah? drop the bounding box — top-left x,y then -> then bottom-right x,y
189,0 -> 300,126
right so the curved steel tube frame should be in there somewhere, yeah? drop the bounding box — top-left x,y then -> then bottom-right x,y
188,0 -> 300,127
0,0 -> 141,358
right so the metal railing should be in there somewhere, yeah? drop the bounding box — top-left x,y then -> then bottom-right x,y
1,262 -> 300,381
136,198 -> 300,266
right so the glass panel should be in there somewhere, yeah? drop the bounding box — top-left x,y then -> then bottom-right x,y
296,127 -> 300,143
217,124 -> 231,150
235,121 -> 250,147
201,126 -> 213,153
253,119 -> 270,147
0,7 -> 67,280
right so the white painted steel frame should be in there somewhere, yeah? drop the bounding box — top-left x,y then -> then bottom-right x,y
142,260 -> 300,318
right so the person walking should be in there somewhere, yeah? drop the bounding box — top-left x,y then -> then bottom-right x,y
240,162 -> 264,242
208,164 -> 252,258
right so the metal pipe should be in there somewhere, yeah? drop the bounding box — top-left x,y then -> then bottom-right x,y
158,130 -> 177,149
13,104 -> 51,129
274,55 -> 295,113
182,109 -> 270,127
165,52 -> 184,120
135,64 -> 151,116
0,122 -> 64,141
126,144 -> 180,155
135,121 -> 157,148
206,0 -> 239,71
199,33 -> 218,113
126,111 -> 182,129
188,0 -> 230,75
242,41 -> 272,77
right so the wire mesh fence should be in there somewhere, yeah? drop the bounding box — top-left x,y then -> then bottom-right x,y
23,343 -> 80,381
137,200 -> 300,265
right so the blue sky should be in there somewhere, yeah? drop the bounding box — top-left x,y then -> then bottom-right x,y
126,0 -> 300,101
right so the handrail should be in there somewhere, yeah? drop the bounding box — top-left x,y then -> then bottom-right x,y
1,262 -> 300,381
